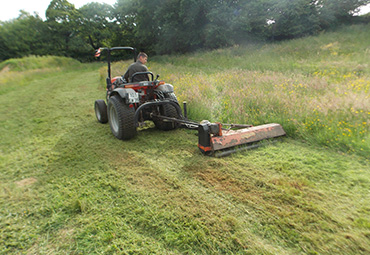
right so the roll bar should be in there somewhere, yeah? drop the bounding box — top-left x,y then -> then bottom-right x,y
95,46 -> 137,82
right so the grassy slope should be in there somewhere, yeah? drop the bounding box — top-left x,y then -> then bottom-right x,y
144,24 -> 370,157
1,26 -> 370,254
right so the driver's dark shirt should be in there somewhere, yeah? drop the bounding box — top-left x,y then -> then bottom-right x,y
123,61 -> 149,82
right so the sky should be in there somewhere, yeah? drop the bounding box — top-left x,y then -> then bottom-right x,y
358,4 -> 370,15
1,0 -> 370,22
0,0 -> 117,22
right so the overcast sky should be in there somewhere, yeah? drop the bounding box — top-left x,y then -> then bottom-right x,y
1,0 -> 117,22
1,0 -> 370,22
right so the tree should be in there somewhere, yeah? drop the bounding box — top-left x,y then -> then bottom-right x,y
2,0 -> 369,61
114,0 -> 160,53
45,0 -> 81,56
78,2 -> 116,50
0,11 -> 48,61
155,0 -> 209,53
204,0 -> 245,48
268,0 -> 321,40
317,0 -> 370,28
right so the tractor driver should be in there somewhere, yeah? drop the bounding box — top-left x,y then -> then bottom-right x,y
123,52 -> 149,82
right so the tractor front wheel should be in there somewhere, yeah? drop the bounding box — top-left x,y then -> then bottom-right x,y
108,96 -> 137,140
95,100 -> 108,124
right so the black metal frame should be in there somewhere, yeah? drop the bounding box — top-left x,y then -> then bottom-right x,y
134,100 -> 184,127
131,71 -> 155,82
97,47 -> 137,86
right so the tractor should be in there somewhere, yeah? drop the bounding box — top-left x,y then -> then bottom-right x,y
94,46 -> 286,157
94,47 -> 183,140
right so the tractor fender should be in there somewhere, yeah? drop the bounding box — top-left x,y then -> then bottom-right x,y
109,88 -> 139,104
155,83 -> 174,93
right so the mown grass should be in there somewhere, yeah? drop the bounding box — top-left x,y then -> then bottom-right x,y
0,55 -> 82,96
1,24 -> 370,254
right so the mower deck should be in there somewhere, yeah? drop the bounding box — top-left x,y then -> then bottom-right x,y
152,112 -> 286,156
211,123 -> 286,151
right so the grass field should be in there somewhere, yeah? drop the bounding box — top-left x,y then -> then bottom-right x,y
1,24 -> 369,254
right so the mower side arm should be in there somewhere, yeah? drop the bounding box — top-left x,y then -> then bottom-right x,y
134,100 -> 183,127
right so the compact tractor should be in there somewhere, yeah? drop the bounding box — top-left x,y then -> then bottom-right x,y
94,47 -> 286,157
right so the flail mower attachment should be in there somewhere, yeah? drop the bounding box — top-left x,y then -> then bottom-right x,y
153,112 -> 286,157
197,121 -> 286,157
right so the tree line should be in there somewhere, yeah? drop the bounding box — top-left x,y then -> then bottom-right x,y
1,0 -> 369,62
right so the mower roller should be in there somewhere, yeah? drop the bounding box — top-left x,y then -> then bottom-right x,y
94,46 -> 286,157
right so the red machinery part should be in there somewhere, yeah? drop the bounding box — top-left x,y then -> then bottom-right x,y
198,123 -> 286,155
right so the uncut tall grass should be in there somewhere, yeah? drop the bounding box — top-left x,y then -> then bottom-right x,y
101,24 -> 370,157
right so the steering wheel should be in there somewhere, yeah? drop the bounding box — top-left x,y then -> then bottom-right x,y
131,71 -> 154,82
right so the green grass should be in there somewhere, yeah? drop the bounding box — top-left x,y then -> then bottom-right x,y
1,24 -> 370,254
0,56 -> 82,96
146,24 -> 370,157
0,55 -> 81,72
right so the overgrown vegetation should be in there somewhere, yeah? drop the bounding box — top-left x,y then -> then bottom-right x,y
107,24 -> 370,157
1,25 -> 369,254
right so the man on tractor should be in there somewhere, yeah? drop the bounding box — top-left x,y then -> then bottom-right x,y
123,52 -> 149,82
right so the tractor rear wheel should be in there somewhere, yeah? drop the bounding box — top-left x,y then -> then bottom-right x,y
95,100 -> 108,124
153,93 -> 180,131
108,96 -> 137,140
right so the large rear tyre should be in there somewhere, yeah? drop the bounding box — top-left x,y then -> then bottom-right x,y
108,96 -> 137,140
95,100 -> 108,124
153,93 -> 180,131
